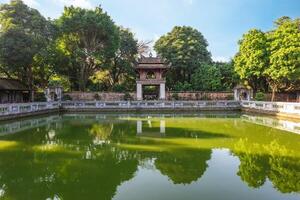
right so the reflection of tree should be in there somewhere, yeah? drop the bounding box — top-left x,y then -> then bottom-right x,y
155,149 -> 211,184
236,153 -> 269,188
233,139 -> 300,193
0,146 -> 138,199
89,123 -> 113,142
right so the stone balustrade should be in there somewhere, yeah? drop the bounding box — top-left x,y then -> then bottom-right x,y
241,101 -> 300,115
0,100 -> 299,120
60,100 -> 241,110
0,102 -> 59,117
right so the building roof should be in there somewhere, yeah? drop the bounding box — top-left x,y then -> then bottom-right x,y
0,78 -> 29,91
138,56 -> 164,64
136,56 -> 169,69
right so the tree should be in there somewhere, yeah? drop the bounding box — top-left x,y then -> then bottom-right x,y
0,0 -> 55,98
265,17 -> 300,101
234,29 -> 269,93
192,63 -> 222,91
106,28 -> 138,91
56,6 -> 119,91
218,61 -> 239,91
154,26 -> 211,88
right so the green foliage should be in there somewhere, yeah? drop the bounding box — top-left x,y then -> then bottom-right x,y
94,93 -> 101,101
56,6 -> 119,91
234,16 -> 300,99
218,61 -> 239,91
48,74 -> 71,91
265,17 -> 300,99
62,94 -> 72,101
154,26 -> 211,87
171,93 -> 179,100
255,92 -> 265,101
173,81 -> 193,91
123,92 -> 133,101
233,29 -> 269,92
34,92 -> 47,102
0,0 -> 55,91
192,63 -> 222,91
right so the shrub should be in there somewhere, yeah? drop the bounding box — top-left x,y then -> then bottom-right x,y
113,84 -> 126,92
255,92 -> 265,101
173,82 -> 193,91
62,94 -> 72,101
123,92 -> 133,101
94,93 -> 101,101
171,93 -> 179,100
226,94 -> 234,100
35,93 -> 47,102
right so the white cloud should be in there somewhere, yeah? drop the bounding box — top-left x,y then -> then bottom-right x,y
212,56 -> 230,62
23,0 -> 40,8
57,0 -> 93,9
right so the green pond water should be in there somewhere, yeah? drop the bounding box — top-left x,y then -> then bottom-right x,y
0,112 -> 299,200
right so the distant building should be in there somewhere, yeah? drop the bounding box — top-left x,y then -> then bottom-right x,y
0,78 -> 31,103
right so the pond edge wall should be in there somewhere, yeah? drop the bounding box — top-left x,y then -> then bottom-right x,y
0,101 -> 300,121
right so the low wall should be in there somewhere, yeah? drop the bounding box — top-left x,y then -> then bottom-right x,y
65,91 -> 233,101
264,93 -> 300,102
167,92 -> 233,100
0,100 -> 299,121
0,102 -> 60,120
61,101 -> 240,112
65,92 -> 136,101
241,101 -> 300,119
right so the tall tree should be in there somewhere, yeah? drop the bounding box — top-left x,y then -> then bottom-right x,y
266,17 -> 300,101
0,0 -> 54,97
191,63 -> 222,91
56,6 -> 119,91
107,28 -> 138,90
154,26 -> 211,88
234,29 -> 269,93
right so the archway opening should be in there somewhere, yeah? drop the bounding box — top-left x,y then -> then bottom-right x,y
143,85 -> 159,100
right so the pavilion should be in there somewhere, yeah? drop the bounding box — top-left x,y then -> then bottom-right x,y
0,78 -> 30,103
135,55 -> 169,100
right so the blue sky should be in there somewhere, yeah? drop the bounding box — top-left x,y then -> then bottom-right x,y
1,0 -> 299,61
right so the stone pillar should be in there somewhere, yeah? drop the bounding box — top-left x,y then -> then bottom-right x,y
137,83 -> 143,101
234,89 -> 239,101
159,83 -> 166,100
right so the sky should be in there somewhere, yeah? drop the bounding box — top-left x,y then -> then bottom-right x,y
1,0 -> 300,61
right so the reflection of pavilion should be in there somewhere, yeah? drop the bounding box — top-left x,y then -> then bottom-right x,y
136,119 -> 166,137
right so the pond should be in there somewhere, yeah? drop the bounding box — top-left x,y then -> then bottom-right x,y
0,113 -> 299,200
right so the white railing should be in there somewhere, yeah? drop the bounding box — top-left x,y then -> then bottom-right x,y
0,102 -> 60,116
61,100 -> 241,109
242,114 -> 300,134
0,100 -> 299,119
241,101 -> 300,115
0,115 -> 61,136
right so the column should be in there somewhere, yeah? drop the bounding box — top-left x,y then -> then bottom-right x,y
159,83 -> 166,100
137,83 -> 143,101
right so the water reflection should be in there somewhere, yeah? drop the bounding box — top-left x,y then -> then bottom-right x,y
136,119 -> 166,137
233,139 -> 300,193
0,113 -> 299,199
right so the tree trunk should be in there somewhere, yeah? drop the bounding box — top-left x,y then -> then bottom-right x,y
271,85 -> 277,102
27,65 -> 34,102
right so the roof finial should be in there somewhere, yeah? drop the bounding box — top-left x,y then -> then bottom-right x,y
149,52 -> 153,57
